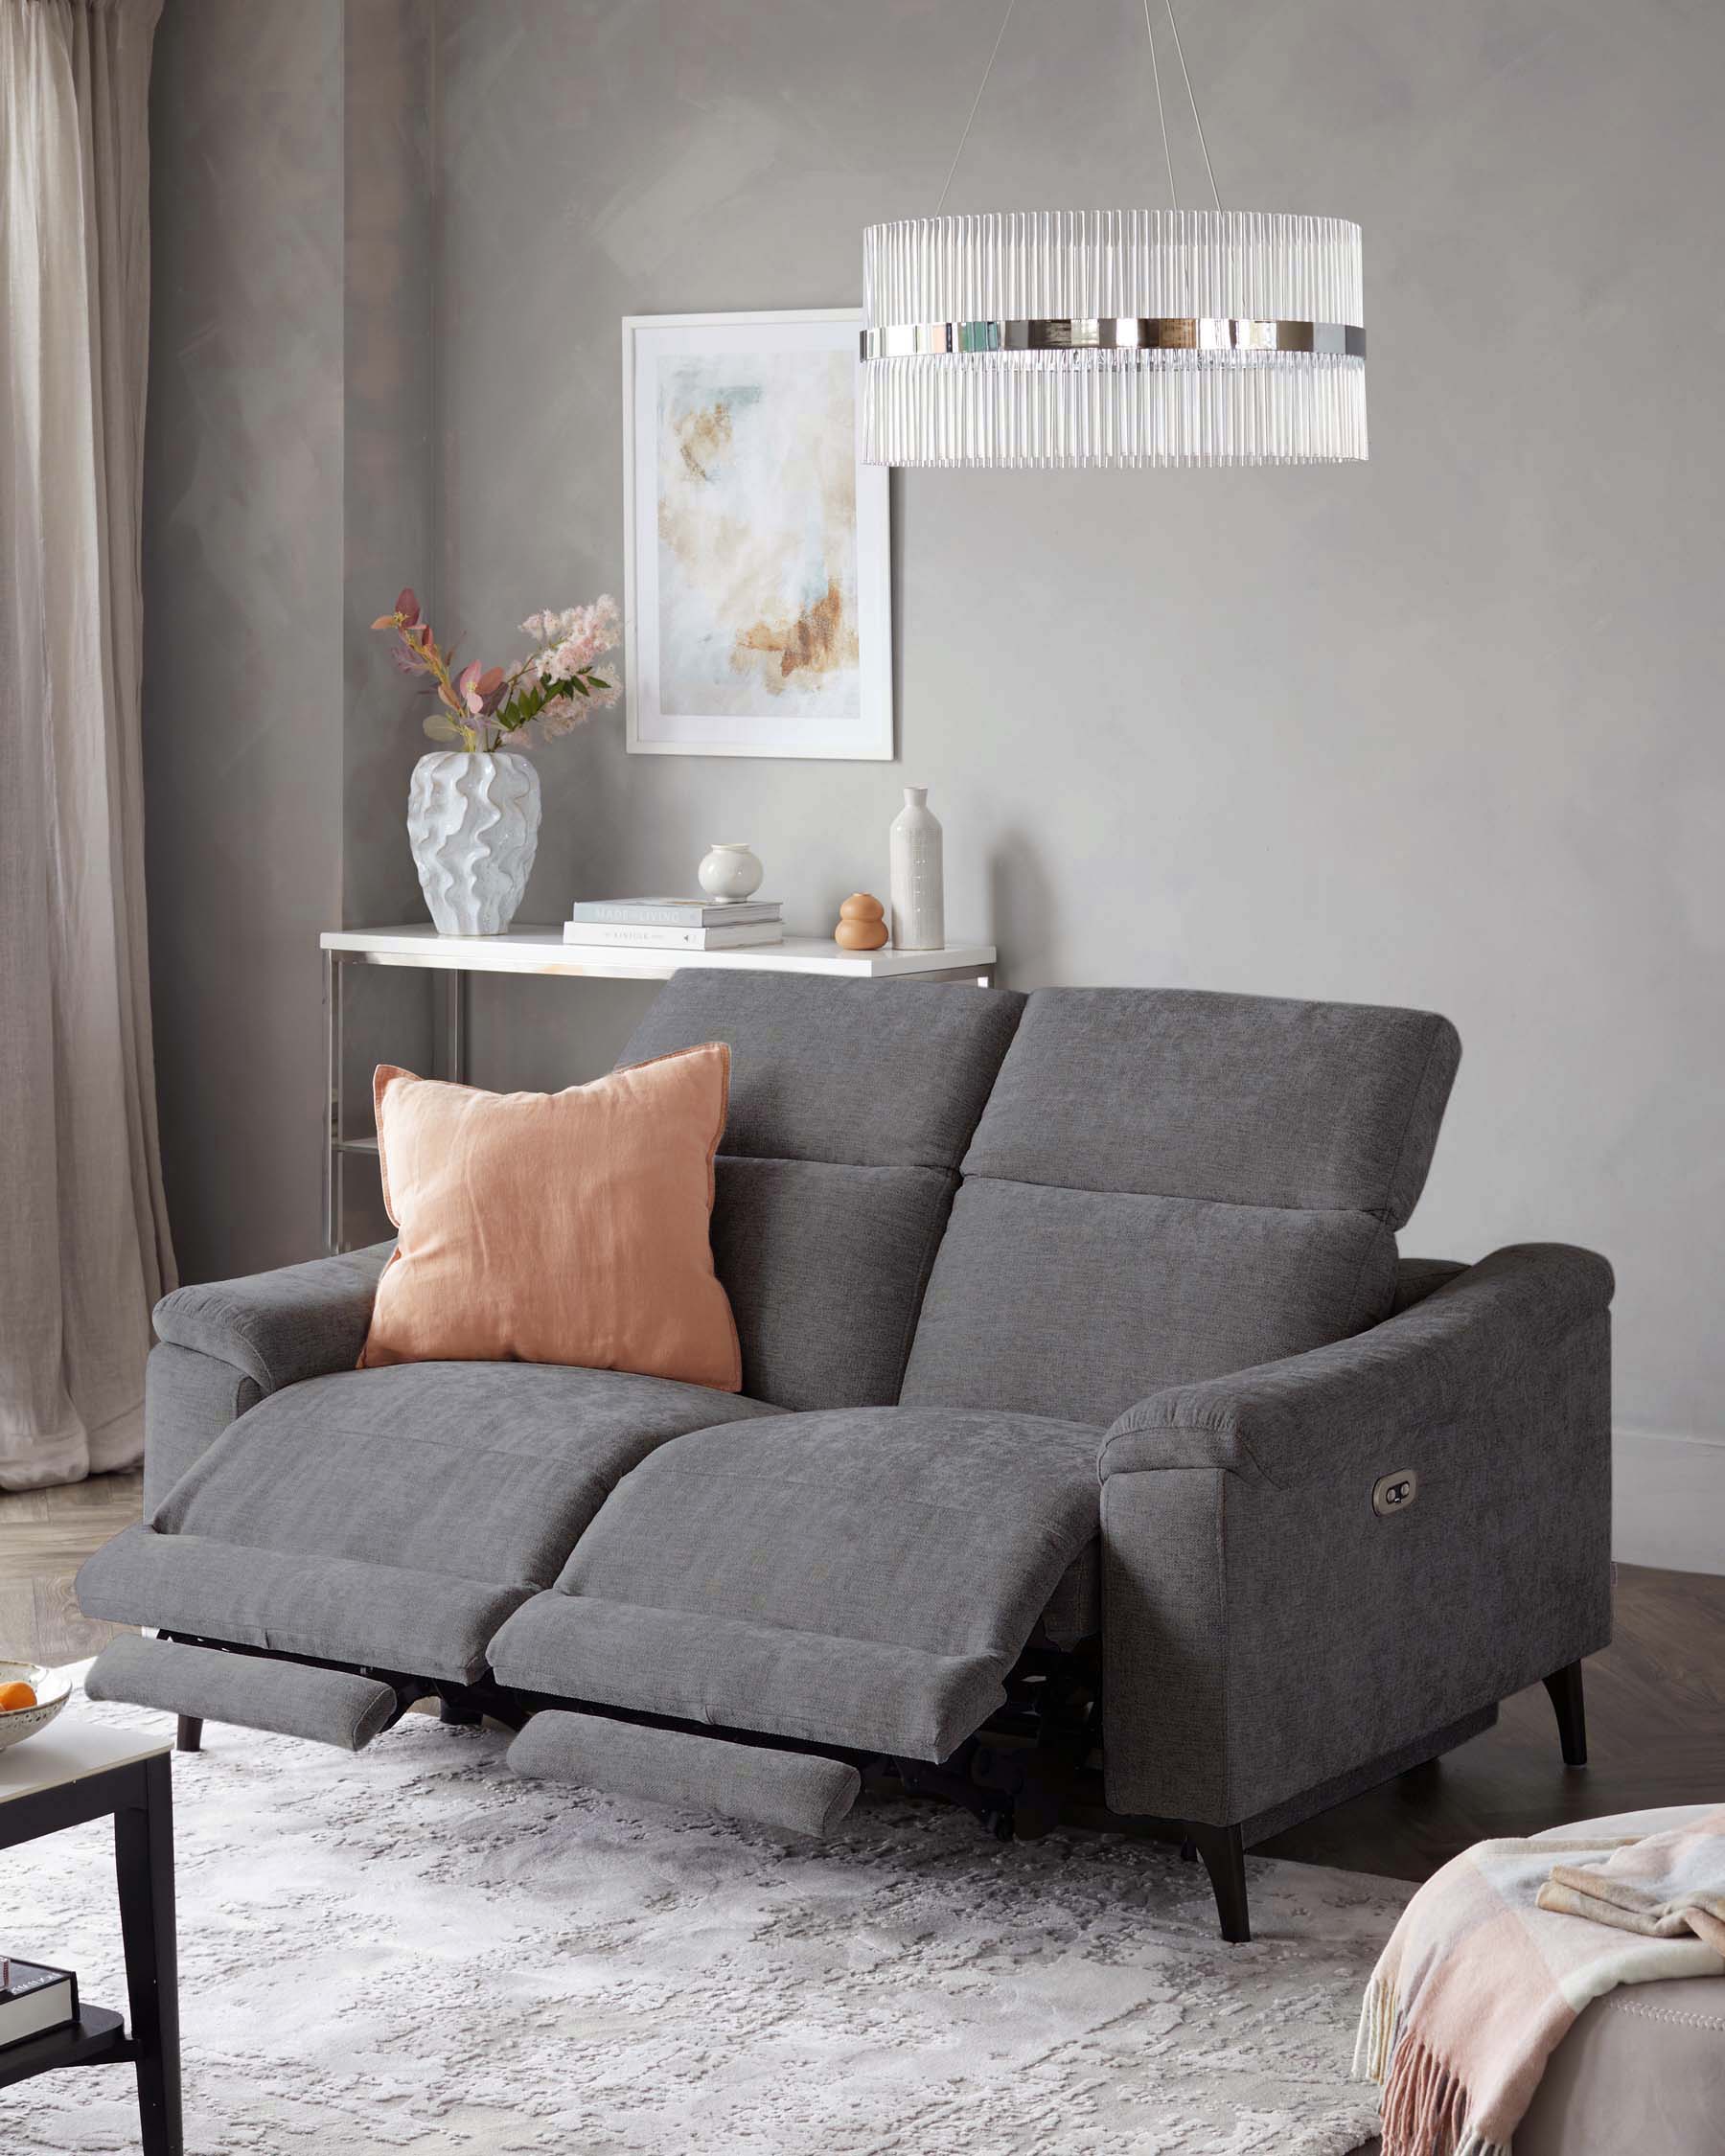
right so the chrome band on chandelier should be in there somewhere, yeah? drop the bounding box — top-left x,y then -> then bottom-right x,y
859,212 -> 1368,467
861,318 -> 1365,360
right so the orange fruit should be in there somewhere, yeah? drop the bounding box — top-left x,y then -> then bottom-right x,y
0,1681 -> 37,1711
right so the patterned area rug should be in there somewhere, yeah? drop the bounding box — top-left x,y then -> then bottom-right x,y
12,1683 -> 1402,2153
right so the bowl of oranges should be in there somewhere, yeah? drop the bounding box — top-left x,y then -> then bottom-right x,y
0,1662 -> 72,1753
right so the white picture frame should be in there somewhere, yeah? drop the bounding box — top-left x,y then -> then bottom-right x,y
623,309 -> 892,761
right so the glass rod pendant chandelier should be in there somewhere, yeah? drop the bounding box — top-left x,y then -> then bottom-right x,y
860,0 -> 1367,470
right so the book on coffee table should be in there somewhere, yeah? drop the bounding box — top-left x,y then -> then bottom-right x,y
0,1961 -> 78,2053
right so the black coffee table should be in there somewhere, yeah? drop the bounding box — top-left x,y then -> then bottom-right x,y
0,1717 -> 180,2153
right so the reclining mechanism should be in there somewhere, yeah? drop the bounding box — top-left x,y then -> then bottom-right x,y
83,1616 -> 1269,1932
80,1624 -> 1104,1842
78,975 -> 1617,1944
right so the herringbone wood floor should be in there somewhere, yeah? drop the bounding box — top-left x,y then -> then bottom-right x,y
2,1469 -> 1719,1884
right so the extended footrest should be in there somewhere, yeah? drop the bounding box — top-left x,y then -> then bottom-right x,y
508,1709 -> 862,1838
85,1636 -> 402,1753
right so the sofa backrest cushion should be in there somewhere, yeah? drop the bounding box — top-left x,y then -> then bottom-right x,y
620,974 -> 1025,1409
900,986 -> 1460,1426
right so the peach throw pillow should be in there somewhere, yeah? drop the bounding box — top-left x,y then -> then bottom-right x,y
358,1044 -> 741,1390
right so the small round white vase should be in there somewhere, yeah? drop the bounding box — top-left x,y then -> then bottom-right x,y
697,842 -> 764,904
407,750 -> 541,936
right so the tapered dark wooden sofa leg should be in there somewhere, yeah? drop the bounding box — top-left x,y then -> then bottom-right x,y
175,1715 -> 202,1755
1542,1659 -> 1588,1767
1188,1822 -> 1251,1944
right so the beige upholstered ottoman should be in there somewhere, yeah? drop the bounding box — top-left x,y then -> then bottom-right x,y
1514,1805 -> 1724,2155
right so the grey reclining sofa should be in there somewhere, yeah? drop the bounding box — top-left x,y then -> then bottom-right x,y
79,976 -> 1614,1940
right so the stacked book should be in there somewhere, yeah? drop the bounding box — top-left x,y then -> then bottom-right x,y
0,1959 -> 78,2053
564,897 -> 784,951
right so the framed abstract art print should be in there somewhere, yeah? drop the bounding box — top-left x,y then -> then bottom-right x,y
622,310 -> 891,760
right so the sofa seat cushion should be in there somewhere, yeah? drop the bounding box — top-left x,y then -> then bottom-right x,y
78,1362 -> 780,1683
487,1404 -> 1103,1759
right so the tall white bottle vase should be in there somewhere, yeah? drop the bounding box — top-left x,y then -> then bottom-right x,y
889,787 -> 944,952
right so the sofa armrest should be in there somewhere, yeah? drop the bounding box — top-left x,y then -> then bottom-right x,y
1097,1243 -> 1615,1828
1097,1244 -> 1615,1490
150,1242 -> 394,1396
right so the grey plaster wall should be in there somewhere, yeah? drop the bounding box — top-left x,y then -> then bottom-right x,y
339,0 -> 439,1249
145,0 -> 432,1274
343,0 -> 437,936
432,0 -> 1725,1468
143,0 -> 345,1280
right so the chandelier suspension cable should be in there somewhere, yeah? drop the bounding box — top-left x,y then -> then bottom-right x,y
937,0 -> 1214,218
1142,0 -> 1179,210
1162,0 -> 1222,211
935,0 -> 1020,215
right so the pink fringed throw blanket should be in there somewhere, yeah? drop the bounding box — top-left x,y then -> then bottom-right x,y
1355,1806 -> 1725,2156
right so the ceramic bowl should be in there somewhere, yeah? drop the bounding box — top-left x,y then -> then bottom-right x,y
0,1661 -> 73,1754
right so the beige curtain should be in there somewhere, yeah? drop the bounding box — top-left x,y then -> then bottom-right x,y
0,0 -> 174,1488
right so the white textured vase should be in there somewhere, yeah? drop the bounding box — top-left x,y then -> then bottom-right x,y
407,751 -> 541,936
889,786 -> 944,952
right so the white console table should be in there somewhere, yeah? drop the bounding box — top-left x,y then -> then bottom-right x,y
320,925 -> 998,1254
